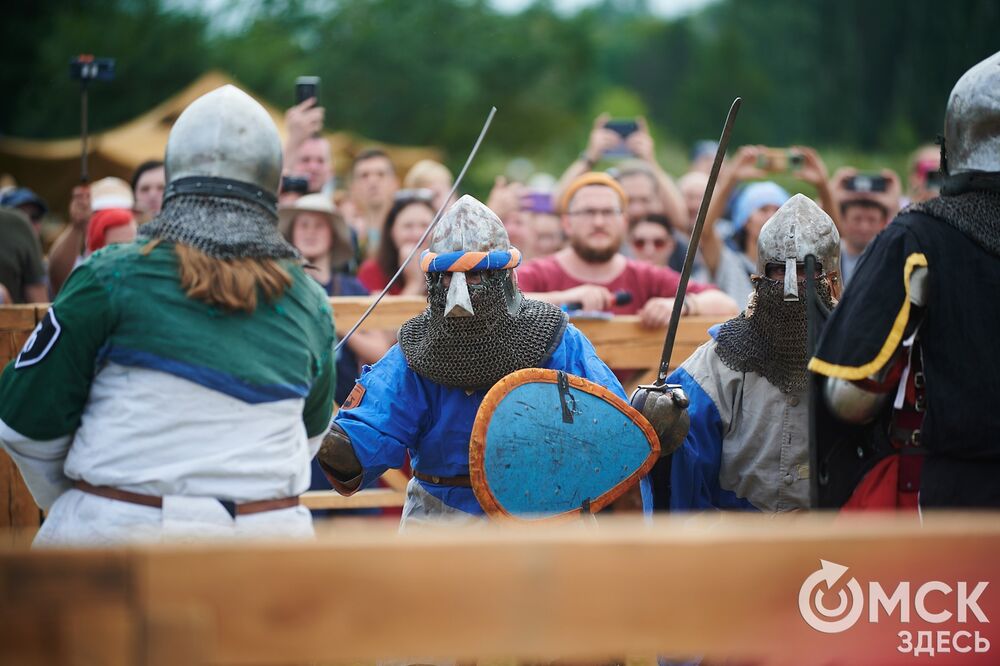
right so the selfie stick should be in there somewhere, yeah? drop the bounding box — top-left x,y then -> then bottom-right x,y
79,78 -> 90,183
73,56 -> 112,183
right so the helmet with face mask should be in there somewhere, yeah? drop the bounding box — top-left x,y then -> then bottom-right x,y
715,194 -> 839,394
756,193 -> 841,301
420,194 -> 522,318
398,195 -> 567,391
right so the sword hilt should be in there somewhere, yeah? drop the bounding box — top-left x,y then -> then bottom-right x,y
630,383 -> 691,457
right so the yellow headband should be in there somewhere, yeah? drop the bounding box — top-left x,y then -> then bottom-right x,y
559,172 -> 628,214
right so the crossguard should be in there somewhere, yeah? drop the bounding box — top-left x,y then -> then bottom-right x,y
630,383 -> 690,408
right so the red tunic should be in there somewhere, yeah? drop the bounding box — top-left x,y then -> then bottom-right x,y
357,259 -> 403,296
515,254 -> 713,313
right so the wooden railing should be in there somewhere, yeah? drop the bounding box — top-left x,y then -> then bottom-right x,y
0,299 -> 725,527
328,295 -> 720,384
0,306 -> 44,532
1,512 -> 998,664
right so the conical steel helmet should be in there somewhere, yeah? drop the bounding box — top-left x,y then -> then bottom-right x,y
756,193 -> 840,301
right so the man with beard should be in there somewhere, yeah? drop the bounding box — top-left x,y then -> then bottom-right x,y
316,195 -> 685,526
658,194 -> 841,511
810,51 -> 1000,509
516,172 -> 737,327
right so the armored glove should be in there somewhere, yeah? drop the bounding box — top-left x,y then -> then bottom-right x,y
630,384 -> 690,457
317,422 -> 364,492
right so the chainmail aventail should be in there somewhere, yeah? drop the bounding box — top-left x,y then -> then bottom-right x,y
139,193 -> 299,261
715,277 -> 834,394
906,189 -> 1000,258
399,273 -> 567,391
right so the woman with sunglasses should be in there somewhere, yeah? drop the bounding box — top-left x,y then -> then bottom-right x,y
628,213 -> 677,268
357,189 -> 436,296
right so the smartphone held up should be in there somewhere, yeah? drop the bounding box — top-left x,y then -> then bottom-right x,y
603,118 -> 639,158
281,175 -> 310,196
295,76 -> 320,106
70,55 -> 116,82
756,148 -> 804,172
843,174 -> 890,193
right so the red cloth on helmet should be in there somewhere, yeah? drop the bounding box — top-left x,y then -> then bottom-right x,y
87,208 -> 134,254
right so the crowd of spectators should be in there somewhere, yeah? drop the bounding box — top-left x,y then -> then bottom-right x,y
0,96 -> 944,398
0,78 -> 963,536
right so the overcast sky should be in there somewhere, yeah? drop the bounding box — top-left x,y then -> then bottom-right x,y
492,0 -> 715,17
166,0 -> 718,30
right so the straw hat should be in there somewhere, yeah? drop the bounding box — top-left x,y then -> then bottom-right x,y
90,177 -> 135,211
279,193 -> 353,265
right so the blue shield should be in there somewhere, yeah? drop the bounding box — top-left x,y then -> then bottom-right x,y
470,369 -> 659,522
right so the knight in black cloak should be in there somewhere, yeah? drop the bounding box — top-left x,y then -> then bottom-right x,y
810,51 -> 1000,509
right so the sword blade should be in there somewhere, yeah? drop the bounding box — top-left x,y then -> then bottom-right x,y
336,106 -> 497,352
655,97 -> 742,382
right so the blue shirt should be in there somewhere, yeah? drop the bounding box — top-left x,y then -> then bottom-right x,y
335,325 -> 653,515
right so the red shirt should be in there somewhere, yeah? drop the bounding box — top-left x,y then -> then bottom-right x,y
357,259 -> 403,296
515,254 -> 713,314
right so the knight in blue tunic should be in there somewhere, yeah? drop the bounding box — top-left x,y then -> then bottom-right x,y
655,195 -> 842,513
317,195 -> 682,526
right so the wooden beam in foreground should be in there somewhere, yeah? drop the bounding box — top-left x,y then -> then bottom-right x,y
2,513 -> 997,665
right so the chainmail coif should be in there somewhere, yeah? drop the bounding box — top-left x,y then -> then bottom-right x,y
139,193 -> 299,260
398,271 -> 568,391
715,276 -> 835,394
906,188 -> 1000,258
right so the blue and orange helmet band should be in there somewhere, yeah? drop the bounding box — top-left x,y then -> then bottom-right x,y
420,248 -> 522,273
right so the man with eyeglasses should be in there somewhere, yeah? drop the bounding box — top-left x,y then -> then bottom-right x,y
516,172 -> 737,329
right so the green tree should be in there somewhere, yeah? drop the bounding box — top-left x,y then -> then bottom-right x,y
2,0 -> 209,138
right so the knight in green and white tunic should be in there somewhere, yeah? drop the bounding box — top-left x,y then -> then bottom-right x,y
0,85 -> 336,545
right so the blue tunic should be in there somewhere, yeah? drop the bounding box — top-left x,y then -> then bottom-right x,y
335,325 -> 653,515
